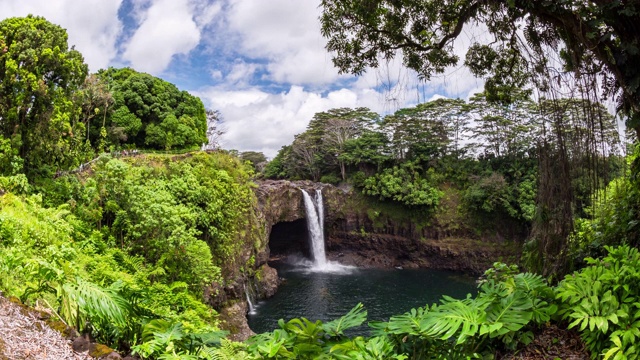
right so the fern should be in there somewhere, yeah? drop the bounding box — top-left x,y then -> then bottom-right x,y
60,277 -> 131,332
204,339 -> 248,360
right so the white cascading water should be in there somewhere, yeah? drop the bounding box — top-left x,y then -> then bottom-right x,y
301,189 -> 327,267
245,286 -> 256,315
316,190 -> 324,238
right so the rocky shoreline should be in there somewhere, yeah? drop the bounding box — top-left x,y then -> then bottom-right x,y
327,233 -> 518,275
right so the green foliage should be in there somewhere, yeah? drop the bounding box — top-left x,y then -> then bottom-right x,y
132,319 -> 228,359
0,151 -> 258,356
320,0 -> 640,135
363,164 -> 442,208
246,303 -> 368,359
53,152 -> 255,287
464,172 -> 517,217
240,265 -> 556,359
96,67 -> 207,151
556,245 -> 640,359
320,173 -> 341,185
0,15 -> 89,176
263,147 -> 290,179
59,277 -> 132,336
371,262 -> 556,358
569,165 -> 640,265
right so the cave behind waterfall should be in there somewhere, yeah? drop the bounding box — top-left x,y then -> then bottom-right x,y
268,219 -> 311,260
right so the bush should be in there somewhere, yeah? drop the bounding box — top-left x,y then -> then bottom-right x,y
320,173 -> 341,185
556,245 -> 640,359
363,165 -> 442,208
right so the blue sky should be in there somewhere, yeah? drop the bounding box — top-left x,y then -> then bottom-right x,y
0,0 -> 484,157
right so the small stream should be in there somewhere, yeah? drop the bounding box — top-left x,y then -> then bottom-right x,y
247,262 -> 477,335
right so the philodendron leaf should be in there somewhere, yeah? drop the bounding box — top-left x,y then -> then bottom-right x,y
323,303 -> 367,337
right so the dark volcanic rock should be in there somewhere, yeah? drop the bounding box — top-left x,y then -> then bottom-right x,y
327,232 -> 513,275
218,301 -> 255,341
72,336 -> 90,353
254,180 -> 516,275
255,264 -> 280,299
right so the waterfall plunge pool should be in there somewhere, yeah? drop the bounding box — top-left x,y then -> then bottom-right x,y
247,261 -> 478,335
249,188 -> 477,335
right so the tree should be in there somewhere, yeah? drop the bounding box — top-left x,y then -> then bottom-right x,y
341,129 -> 392,173
97,67 -> 207,150
320,1 -> 640,136
321,0 -> 639,276
263,145 -> 294,179
468,92 -> 536,159
382,99 -> 462,163
77,74 -> 114,146
318,107 -> 379,180
202,109 -> 225,151
0,15 -> 88,174
291,132 -> 323,181
240,151 -> 267,172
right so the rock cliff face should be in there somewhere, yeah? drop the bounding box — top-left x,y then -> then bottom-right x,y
254,180 -> 517,275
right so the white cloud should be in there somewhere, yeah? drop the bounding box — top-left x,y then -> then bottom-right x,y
122,0 -> 202,74
197,85 -> 388,157
223,0 -> 343,85
0,0 -> 123,71
192,0 -> 222,29
225,61 -> 263,86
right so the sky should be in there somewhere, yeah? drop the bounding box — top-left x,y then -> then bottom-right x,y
0,0 -> 485,158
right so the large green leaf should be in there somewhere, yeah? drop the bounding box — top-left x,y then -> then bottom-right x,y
371,306 -> 430,337
322,303 -> 367,337
423,296 -> 487,344
482,290 -> 533,337
60,277 -> 131,331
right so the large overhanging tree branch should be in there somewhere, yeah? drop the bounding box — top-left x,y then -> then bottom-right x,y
320,0 -> 640,133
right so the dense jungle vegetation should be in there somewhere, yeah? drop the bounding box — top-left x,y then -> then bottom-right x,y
1,2 -> 640,358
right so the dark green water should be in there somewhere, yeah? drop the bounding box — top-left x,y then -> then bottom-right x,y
247,262 -> 478,335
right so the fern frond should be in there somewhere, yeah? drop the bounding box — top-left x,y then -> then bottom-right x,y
61,277 -> 131,330
203,339 -> 247,360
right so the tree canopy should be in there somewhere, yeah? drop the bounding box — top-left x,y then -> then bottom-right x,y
0,15 -> 88,175
96,67 -> 208,151
320,0 -> 640,132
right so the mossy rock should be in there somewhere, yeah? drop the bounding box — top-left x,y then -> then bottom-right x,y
89,343 -> 115,358
46,320 -> 69,334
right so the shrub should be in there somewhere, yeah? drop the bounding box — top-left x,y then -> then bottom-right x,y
556,245 -> 640,359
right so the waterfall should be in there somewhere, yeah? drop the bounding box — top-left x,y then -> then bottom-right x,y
301,189 -> 327,267
317,190 -> 324,237
245,286 -> 256,315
